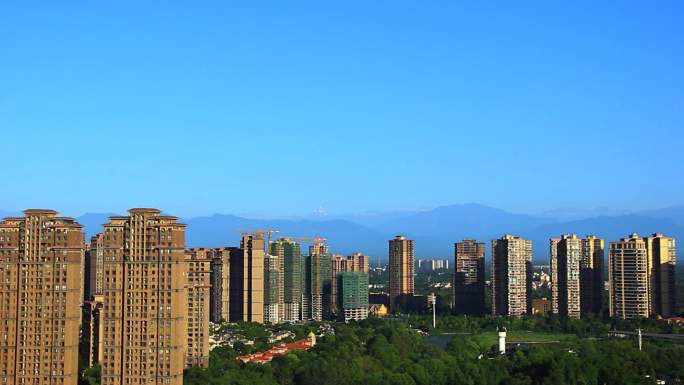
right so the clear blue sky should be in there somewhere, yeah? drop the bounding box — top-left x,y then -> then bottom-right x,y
1,1 -> 682,218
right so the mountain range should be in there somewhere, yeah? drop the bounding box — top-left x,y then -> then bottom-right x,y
1,204 -> 682,263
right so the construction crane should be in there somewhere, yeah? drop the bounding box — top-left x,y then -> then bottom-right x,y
276,235 -> 327,245
232,227 -> 279,252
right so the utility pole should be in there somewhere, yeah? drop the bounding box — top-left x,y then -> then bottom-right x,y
637,328 -> 642,351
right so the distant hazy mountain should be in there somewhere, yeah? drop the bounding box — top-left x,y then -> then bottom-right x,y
5,204 -> 683,263
376,203 -> 548,238
536,207 -> 630,222
183,214 -> 388,256
523,214 -> 684,263
637,206 -> 684,227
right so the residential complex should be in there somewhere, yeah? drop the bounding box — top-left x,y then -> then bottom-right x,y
0,209 -> 84,385
416,259 -> 449,270
388,235 -> 415,308
609,233 -> 676,319
1,203 -> 680,385
492,235 -> 533,316
452,239 -> 486,315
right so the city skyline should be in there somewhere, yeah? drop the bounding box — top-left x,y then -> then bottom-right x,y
2,2 -> 683,217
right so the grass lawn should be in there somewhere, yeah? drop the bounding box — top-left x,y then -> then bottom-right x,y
470,330 -> 574,347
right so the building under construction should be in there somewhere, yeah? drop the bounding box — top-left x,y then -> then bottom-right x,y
270,238 -> 303,321
337,271 -> 369,321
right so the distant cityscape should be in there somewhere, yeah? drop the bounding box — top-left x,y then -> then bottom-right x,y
0,208 -> 677,385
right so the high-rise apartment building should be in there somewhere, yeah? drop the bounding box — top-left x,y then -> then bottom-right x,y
550,234 -> 582,318
270,239 -> 299,321
263,254 -> 280,323
229,234 -> 264,323
101,208 -> 187,385
0,210 -> 84,385
491,234 -> 532,316
82,294 -> 105,368
337,271 -> 369,321
331,253 -> 369,313
207,247 -> 232,323
580,235 -> 604,316
184,249 -> 211,368
549,234 -> 605,319
648,234 -> 676,317
452,239 -> 485,315
269,238 -> 302,321
609,233 -> 676,319
304,240 -> 332,321
388,235 -> 414,308
84,233 -> 105,301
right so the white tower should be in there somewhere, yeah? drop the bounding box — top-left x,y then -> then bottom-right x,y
498,327 -> 507,354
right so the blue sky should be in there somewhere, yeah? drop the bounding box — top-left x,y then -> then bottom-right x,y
1,1 -> 683,218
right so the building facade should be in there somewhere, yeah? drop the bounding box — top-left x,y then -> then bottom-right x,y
269,238 -> 302,322
0,210 -> 84,385
609,233 -> 676,319
229,234 -> 264,323
491,234 -> 532,316
580,235 -> 604,316
304,240 -> 332,321
208,248 -> 232,323
331,253 -> 369,314
84,233 -> 105,301
184,249 -> 211,368
550,234 -> 605,319
550,234 -> 582,318
452,239 -> 485,315
82,294 -> 105,368
100,208 -> 187,385
263,254 -> 280,324
337,271 -> 369,321
388,235 -> 414,308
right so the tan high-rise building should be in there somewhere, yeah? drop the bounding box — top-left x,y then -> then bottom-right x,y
84,233 -> 105,300
453,239 -> 486,315
580,236 -> 604,316
0,209 -> 84,385
229,234 -> 264,323
82,294 -> 105,367
609,233 -> 676,319
101,208 -> 187,385
184,249 -> 211,368
550,234 -> 605,319
331,253 -> 369,313
388,235 -> 414,308
492,234 -> 532,316
550,234 -> 582,318
205,247 -> 232,323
